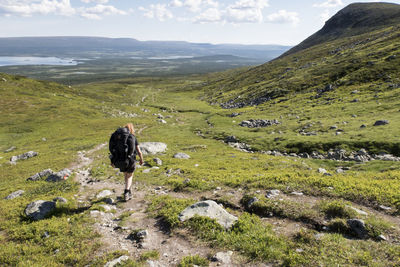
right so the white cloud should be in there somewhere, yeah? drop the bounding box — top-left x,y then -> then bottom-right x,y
225,0 -> 269,23
0,0 -> 75,16
79,4 -> 127,20
169,0 -> 183,8
266,9 -> 299,25
81,0 -> 108,4
139,4 -> 173,21
183,0 -> 218,12
194,7 -> 221,23
313,0 -> 343,8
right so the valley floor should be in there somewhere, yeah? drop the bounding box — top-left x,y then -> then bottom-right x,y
0,73 -> 399,266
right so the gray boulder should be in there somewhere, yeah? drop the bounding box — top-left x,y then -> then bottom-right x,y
179,200 -> 238,229
4,146 -> 16,153
27,169 -> 54,181
5,190 -> 24,200
10,151 -> 38,163
96,190 -> 113,199
104,256 -> 129,267
139,142 -> 167,155
173,152 -> 190,159
347,219 -> 368,239
211,251 -> 233,264
25,200 -> 56,221
46,169 -> 72,182
153,158 -> 163,166
373,120 -> 389,126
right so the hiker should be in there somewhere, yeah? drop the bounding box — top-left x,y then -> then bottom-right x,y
109,123 -> 144,201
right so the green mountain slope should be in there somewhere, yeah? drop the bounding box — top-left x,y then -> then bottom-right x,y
282,2 -> 400,57
203,3 -> 400,108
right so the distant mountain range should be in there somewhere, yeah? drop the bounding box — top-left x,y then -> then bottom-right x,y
0,36 -> 291,61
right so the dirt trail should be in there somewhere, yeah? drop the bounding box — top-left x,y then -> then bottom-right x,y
70,143 -> 400,266
71,144 -> 240,266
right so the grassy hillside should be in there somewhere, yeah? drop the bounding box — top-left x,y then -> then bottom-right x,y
200,11 -> 400,156
1,72 -> 399,266
282,2 -> 400,56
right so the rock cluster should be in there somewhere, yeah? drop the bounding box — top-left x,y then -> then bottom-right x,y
27,168 -> 72,181
239,119 -> 280,128
10,151 -> 38,164
263,148 -> 400,162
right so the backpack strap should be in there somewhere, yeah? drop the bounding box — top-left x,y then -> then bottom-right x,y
126,134 -> 136,159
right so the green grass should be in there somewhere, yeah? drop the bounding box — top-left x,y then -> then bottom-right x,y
1,23 -> 400,265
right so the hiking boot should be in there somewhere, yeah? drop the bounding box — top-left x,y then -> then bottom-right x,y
123,189 -> 132,202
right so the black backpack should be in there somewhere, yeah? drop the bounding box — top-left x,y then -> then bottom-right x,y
109,127 -> 136,172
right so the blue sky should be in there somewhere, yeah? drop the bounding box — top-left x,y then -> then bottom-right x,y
0,0 -> 398,45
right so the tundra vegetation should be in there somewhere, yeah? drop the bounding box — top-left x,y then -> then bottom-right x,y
0,3 -> 400,266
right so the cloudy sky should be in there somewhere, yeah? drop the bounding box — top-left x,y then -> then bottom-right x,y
0,0 -> 398,45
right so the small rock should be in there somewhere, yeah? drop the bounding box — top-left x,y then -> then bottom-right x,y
318,168 -> 327,174
143,169 -> 151,173
4,146 -> 16,153
173,152 -> 190,159
153,158 -> 162,166
127,229 -> 148,243
104,255 -> 129,267
360,124 -> 367,128
158,119 -> 167,124
25,200 -> 56,221
211,251 -> 233,264
96,190 -> 113,199
247,197 -> 259,207
329,125 -> 338,130
46,169 -> 72,182
53,197 -> 68,203
373,120 -> 389,126
266,189 -> 280,198
336,168 -> 344,174
5,190 -> 24,200
377,235 -> 387,241
347,219 -> 368,239
291,191 -> 303,196
347,206 -> 368,216
27,169 -> 54,181
378,205 -> 392,211
104,197 -> 115,204
42,137 -> 47,141
42,231 -> 50,238
295,248 -> 304,253
179,200 -> 238,229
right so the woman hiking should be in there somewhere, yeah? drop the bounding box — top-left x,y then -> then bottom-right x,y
109,123 -> 144,201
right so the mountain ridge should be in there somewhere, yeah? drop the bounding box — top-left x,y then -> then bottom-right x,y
0,36 -> 291,60
281,2 -> 400,57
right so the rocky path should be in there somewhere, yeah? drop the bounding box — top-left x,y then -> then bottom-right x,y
70,144 -> 233,266
69,143 -> 400,266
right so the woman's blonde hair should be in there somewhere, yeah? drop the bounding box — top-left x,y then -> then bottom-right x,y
124,123 -> 135,135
